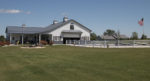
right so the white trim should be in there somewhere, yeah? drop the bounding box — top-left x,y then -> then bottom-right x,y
10,34 -> 12,44
39,34 -> 41,43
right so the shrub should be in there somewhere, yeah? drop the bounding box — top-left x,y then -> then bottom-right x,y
0,41 -> 10,46
4,41 -> 10,45
141,34 -> 147,40
0,35 -> 5,42
40,40 -> 48,45
49,41 -> 53,46
0,41 -> 5,46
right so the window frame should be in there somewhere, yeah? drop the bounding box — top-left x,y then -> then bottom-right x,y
70,23 -> 74,30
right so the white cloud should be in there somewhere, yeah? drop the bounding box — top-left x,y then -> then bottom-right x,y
0,9 -> 31,14
0,9 -> 21,14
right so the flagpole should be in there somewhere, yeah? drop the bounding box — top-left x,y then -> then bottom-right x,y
142,26 -> 145,35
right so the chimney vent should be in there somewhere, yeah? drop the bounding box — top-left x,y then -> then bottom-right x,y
53,20 -> 58,24
63,16 -> 68,22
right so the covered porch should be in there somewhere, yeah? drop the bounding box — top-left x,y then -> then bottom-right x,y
9,33 -> 52,45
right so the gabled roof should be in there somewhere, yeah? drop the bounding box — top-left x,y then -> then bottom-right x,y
101,35 -> 115,40
42,19 -> 91,33
6,19 -> 91,34
101,34 -> 129,40
119,35 -> 129,39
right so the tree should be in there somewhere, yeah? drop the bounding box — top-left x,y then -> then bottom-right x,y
141,34 -> 147,39
131,32 -> 138,40
103,29 -> 116,36
115,30 -> 121,40
90,33 -> 97,40
97,35 -> 101,40
0,35 -> 5,42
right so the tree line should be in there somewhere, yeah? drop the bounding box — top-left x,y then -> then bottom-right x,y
90,29 -> 148,40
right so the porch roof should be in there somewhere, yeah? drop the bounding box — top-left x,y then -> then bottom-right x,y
6,26 -> 44,34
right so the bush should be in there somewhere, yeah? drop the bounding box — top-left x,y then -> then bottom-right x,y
141,34 -> 147,40
49,41 -> 53,46
131,32 -> 138,40
0,41 -> 10,46
4,41 -> 10,45
0,42 -> 5,46
40,40 -> 48,45
0,35 -> 5,42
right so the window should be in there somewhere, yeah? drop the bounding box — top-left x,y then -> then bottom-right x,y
70,23 -> 74,30
53,36 -> 57,41
12,37 -> 15,40
81,36 -> 89,41
53,36 -> 61,41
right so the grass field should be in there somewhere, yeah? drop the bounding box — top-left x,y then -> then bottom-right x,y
0,45 -> 150,81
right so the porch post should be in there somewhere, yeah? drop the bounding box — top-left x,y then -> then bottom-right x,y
49,34 -> 51,41
9,34 -> 12,44
39,34 -> 41,44
22,34 -> 24,45
51,35 -> 53,41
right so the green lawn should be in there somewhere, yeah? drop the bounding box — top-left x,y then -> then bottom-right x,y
0,45 -> 150,81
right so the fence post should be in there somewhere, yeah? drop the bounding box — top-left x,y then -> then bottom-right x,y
118,40 -> 120,47
133,40 -> 135,47
74,40 -> 75,46
92,41 -> 94,48
66,40 -> 67,44
79,40 -> 80,45
70,40 -> 71,44
99,41 -> 101,48
104,40 -> 106,48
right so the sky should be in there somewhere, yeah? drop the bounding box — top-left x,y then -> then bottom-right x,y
0,0 -> 150,38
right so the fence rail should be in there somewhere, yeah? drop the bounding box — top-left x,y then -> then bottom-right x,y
66,40 -> 150,48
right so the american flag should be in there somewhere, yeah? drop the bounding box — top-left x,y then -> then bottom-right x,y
138,18 -> 144,26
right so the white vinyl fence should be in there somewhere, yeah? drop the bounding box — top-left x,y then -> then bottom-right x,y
66,40 -> 150,48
